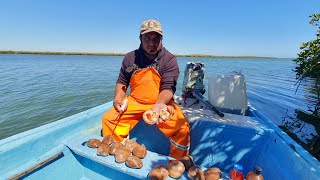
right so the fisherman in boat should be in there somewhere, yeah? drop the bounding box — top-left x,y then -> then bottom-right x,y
102,19 -> 190,159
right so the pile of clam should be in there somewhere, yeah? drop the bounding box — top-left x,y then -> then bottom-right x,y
148,155 -> 222,180
88,136 -> 222,179
87,135 -> 147,169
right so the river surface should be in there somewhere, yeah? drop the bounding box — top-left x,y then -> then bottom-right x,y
0,54 -> 308,140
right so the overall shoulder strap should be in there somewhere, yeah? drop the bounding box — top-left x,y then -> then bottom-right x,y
150,57 -> 160,72
125,50 -> 160,73
125,50 -> 140,73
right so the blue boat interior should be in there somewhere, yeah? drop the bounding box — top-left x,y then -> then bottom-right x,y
0,100 -> 319,180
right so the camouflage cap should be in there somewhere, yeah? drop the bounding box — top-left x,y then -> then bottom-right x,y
140,19 -> 163,35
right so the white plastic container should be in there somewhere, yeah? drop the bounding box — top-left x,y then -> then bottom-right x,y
208,72 -> 248,115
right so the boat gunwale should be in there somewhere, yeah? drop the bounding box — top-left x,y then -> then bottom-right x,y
0,102 -> 111,147
249,106 -> 320,170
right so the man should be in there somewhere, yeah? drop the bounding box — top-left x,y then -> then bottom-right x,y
102,19 -> 190,159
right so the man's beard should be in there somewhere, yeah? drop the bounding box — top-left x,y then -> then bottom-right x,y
144,49 -> 158,56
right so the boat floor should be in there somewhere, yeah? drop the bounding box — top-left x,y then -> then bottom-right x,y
65,99 -> 270,179
61,97 -> 263,180
175,96 -> 269,130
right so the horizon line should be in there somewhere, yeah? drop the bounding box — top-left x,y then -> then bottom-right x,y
0,50 -> 286,59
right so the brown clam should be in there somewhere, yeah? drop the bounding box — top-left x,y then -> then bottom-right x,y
97,143 -> 110,156
132,144 -> 147,159
124,139 -> 140,152
125,156 -> 143,169
204,167 -> 221,180
143,110 -> 159,125
166,160 -> 185,179
87,139 -> 101,148
178,155 -> 195,171
159,105 -> 175,121
114,148 -> 131,163
188,166 -> 205,180
148,164 -> 169,180
102,135 -> 114,145
109,142 -> 124,155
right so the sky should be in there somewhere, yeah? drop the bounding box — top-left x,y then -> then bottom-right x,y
0,0 -> 319,58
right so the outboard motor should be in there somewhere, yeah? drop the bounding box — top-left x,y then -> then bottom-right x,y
182,62 -> 224,117
182,62 -> 206,98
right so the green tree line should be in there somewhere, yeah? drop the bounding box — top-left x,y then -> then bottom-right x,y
0,50 -> 273,59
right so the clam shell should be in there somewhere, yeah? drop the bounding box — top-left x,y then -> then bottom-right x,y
132,144 -> 147,159
125,156 -> 143,169
87,139 -> 101,148
109,142 -> 124,155
188,166 -> 205,180
166,160 -> 185,179
114,148 -> 131,163
159,105 -> 175,121
124,139 -> 140,152
178,155 -> 195,171
143,110 -> 159,125
97,143 -> 110,156
102,135 -> 114,145
204,167 -> 221,180
148,164 -> 169,180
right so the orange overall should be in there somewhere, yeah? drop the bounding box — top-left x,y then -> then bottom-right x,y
102,67 -> 190,159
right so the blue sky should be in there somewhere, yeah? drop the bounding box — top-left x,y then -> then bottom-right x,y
0,0 -> 318,58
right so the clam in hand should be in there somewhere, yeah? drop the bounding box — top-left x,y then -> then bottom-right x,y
159,105 -> 175,121
143,110 -> 159,125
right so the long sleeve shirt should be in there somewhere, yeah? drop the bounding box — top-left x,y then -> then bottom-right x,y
116,46 -> 179,93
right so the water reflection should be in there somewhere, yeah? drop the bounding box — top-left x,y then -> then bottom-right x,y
280,78 -> 320,160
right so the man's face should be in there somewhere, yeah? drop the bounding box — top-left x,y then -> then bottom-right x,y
141,32 -> 162,55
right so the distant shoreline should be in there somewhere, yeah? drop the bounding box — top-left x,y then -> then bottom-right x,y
0,50 -> 274,58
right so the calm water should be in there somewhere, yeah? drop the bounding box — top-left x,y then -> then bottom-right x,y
0,54 -> 307,140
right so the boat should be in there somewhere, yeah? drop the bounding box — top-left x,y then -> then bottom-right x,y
0,65 -> 319,180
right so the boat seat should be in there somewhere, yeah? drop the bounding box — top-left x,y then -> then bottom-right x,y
64,134 -> 190,180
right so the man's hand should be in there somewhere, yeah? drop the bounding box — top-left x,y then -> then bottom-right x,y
152,103 -> 167,124
113,83 -> 127,114
113,99 -> 128,114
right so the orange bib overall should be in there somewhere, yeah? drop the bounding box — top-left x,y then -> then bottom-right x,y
102,67 -> 190,158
